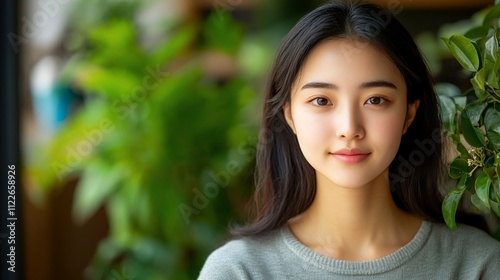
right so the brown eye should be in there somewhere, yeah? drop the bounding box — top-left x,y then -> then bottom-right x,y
366,97 -> 387,105
312,97 -> 331,106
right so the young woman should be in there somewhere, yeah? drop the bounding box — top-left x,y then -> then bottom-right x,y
199,1 -> 500,279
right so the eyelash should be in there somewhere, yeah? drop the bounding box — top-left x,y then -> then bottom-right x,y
309,96 -> 389,107
310,97 -> 332,106
365,96 -> 389,105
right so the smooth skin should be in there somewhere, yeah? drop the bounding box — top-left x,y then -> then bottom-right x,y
284,39 -> 422,262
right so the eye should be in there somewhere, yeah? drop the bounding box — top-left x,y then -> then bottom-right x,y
311,97 -> 332,107
365,96 -> 388,105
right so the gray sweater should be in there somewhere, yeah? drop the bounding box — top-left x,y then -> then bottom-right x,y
198,221 -> 500,279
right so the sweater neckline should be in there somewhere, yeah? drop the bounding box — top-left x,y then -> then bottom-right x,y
280,220 -> 432,275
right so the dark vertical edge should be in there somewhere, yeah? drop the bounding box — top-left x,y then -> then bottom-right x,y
1,0 -> 22,279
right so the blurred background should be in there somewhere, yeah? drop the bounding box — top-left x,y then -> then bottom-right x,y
6,0 -> 497,279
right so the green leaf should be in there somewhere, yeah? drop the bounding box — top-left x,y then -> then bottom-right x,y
470,68 -> 488,99
438,95 -> 457,133
490,200 -> 500,216
452,96 -> 467,111
443,35 -> 480,72
443,175 -> 468,230
30,101 -> 116,191
464,25 -> 490,39
77,66 -> 142,99
448,158 -> 472,179
465,102 -> 488,125
493,227 -> 500,241
435,83 -> 461,97
485,157 -> 496,168
461,110 -> 486,147
487,130 -> 500,148
457,142 -> 470,158
73,161 -> 124,223
202,12 -> 244,54
485,107 -> 500,147
107,192 -> 135,246
492,176 -> 500,208
483,4 -> 500,27
484,33 -> 498,62
471,194 -> 490,213
149,25 -> 197,66
84,20 -> 148,71
475,170 -> 491,209
485,57 -> 500,89
450,134 -> 469,158
89,20 -> 136,48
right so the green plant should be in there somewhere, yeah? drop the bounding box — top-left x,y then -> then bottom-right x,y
29,12 -> 258,280
439,2 -> 500,231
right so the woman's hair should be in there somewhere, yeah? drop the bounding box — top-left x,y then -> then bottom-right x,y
232,1 -> 486,237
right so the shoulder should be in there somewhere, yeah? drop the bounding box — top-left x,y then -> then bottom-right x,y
203,234 -> 276,264
426,222 -> 500,274
430,222 -> 500,252
198,229 -> 283,280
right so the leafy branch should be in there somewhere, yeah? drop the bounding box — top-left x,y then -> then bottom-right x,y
440,3 -> 500,231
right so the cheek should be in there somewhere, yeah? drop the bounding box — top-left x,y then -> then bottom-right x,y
290,110 -> 332,165
292,110 -> 332,143
367,112 -> 405,150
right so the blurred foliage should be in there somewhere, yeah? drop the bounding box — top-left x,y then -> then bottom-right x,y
63,0 -> 141,52
436,3 -> 500,232
415,6 -> 494,75
27,1 -> 500,278
29,4 -> 260,279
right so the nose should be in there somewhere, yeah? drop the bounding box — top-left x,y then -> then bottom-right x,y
335,104 -> 365,140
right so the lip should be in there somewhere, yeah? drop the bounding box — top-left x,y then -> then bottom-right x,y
330,148 -> 371,164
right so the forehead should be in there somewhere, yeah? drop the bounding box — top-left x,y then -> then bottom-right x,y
292,39 -> 406,92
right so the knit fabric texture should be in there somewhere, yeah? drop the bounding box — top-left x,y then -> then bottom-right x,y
198,221 -> 500,279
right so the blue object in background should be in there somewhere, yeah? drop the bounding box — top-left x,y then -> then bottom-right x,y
30,56 -> 82,138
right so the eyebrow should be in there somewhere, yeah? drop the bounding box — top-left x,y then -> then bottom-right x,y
301,80 -> 397,90
360,80 -> 397,89
301,82 -> 337,90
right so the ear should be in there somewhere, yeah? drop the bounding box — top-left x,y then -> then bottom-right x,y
283,103 -> 296,134
403,99 -> 420,134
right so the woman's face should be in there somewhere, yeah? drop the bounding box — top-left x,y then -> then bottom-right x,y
284,39 -> 419,189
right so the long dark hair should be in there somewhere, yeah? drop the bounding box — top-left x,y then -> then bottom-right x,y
233,1 -> 486,237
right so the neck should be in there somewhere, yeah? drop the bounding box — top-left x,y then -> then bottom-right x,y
288,169 -> 421,261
